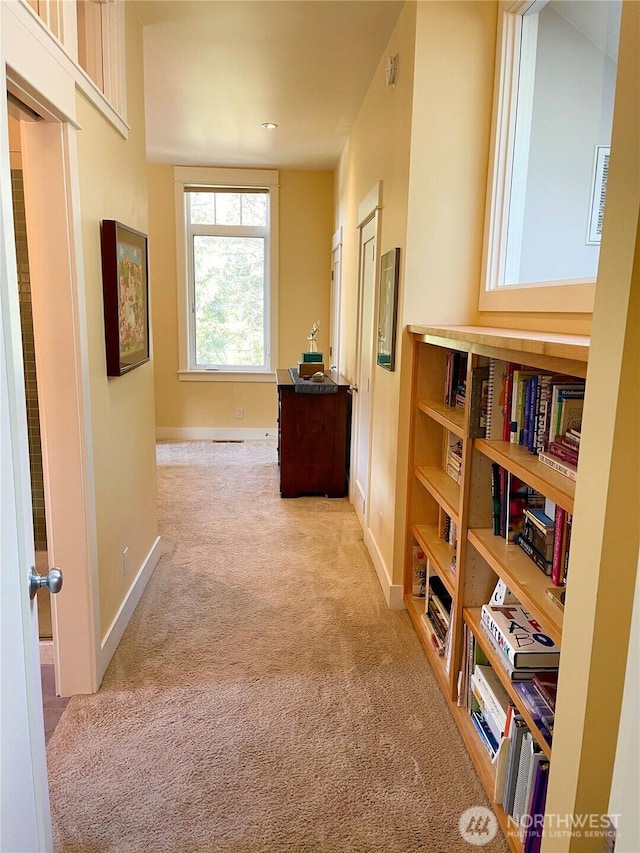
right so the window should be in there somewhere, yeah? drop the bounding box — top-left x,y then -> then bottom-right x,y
76,0 -> 125,114
480,0 -> 621,312
174,167 -> 279,379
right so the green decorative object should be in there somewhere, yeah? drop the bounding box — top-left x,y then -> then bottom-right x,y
302,352 -> 323,363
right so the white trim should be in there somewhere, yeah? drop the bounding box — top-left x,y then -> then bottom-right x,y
358,181 -> 382,227
480,0 -> 600,313
156,427 -> 275,441
364,529 -> 405,610
331,225 -> 342,253
178,370 -> 275,383
173,166 -> 279,376
98,536 -> 162,682
174,166 -> 278,188
3,0 -> 129,138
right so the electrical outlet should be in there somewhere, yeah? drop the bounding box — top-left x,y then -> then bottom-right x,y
123,547 -> 130,576
235,407 -> 244,419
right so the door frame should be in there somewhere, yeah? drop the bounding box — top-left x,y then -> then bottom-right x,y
329,226 -> 342,373
3,2 -> 100,696
350,182 -> 381,530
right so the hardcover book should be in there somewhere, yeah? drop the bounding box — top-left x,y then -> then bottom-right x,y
480,604 -> 560,668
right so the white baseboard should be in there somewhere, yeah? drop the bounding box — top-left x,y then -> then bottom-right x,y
364,528 -> 405,610
98,536 -> 162,683
156,427 -> 277,441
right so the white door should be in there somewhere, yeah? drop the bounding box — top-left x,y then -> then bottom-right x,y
0,83 -> 53,851
352,213 -> 377,529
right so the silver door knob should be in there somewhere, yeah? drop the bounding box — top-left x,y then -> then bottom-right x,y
29,566 -> 63,600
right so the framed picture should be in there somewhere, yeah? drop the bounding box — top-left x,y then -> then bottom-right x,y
100,220 -> 150,376
377,247 -> 400,371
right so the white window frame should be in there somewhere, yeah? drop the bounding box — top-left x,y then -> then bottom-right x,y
479,0 -> 597,313
174,166 -> 279,381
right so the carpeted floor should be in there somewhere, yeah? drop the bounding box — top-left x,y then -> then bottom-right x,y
47,440 -> 508,853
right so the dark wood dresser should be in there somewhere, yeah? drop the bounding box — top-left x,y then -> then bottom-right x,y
276,369 -> 352,498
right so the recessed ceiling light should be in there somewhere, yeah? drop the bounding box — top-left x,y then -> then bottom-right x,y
262,122 -> 278,130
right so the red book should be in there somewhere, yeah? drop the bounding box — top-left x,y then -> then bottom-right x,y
548,441 -> 579,466
532,671 -> 559,711
552,506 -> 567,585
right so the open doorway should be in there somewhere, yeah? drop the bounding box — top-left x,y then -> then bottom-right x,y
8,108 -> 70,740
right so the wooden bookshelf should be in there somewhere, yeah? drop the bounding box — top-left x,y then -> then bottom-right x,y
404,326 -> 587,852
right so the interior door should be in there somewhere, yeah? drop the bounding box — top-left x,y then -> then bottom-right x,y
329,228 -> 341,373
0,83 -> 53,851
352,213 -> 377,529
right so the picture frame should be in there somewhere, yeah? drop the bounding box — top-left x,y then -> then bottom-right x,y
377,247 -> 400,371
100,220 -> 150,376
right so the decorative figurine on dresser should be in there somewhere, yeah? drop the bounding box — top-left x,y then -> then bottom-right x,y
275,324 -> 352,498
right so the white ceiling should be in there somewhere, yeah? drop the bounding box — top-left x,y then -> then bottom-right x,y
135,0 -> 405,171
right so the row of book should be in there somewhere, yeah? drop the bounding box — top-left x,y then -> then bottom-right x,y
445,437 -> 463,484
444,350 -> 468,409
490,464 -> 570,587
460,626 -> 552,853
483,360 -> 585,480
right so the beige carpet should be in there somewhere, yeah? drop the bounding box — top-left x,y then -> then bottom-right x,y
47,440 -> 508,853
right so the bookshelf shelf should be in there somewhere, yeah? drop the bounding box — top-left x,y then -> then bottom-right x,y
417,399 -> 465,438
404,326 -> 587,852
474,440 -> 575,513
467,529 -> 563,645
464,608 -> 553,761
414,466 -> 460,523
412,523 -> 456,597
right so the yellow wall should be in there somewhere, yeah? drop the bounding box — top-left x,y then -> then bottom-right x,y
334,0 -> 416,588
543,1 -> 640,844
148,167 -> 333,431
76,3 -> 158,634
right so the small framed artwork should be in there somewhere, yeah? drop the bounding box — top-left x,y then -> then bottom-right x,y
377,247 -> 400,371
100,220 -> 150,376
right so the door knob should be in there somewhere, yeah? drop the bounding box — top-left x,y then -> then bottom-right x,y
29,566 -> 63,600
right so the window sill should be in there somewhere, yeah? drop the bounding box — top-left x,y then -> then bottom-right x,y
178,370 -> 275,383
478,279 -> 596,313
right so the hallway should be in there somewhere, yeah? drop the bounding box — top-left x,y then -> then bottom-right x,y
46,441 -> 507,852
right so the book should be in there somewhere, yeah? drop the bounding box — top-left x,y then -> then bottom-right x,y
518,753 -> 548,842
493,734 -> 511,804
480,604 -> 560,668
491,463 -> 501,535
523,761 -> 550,853
510,370 -> 537,444
522,517 -> 554,562
514,532 -> 552,575
512,681 -> 554,747
505,473 -> 543,542
485,359 -> 510,440
546,586 -> 566,610
478,623 -> 557,681
512,731 -> 535,823
548,384 -> 584,443
548,440 -> 579,466
502,717 -> 528,814
489,578 -> 518,606
532,671 -> 558,711
557,395 -> 584,438
523,507 -> 554,535
538,451 -> 578,481
551,506 -> 568,586
473,664 -> 510,733
471,709 -> 499,759
412,545 -> 427,596
469,365 -> 490,438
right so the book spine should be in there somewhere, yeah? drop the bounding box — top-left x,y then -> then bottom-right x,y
538,451 -> 577,481
503,364 -> 515,442
485,360 -> 495,439
562,514 -> 572,585
522,519 -> 553,561
481,606 -> 517,667
526,375 -> 538,452
514,534 -> 552,575
491,463 -> 501,535
552,506 -> 567,585
548,442 -> 579,465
